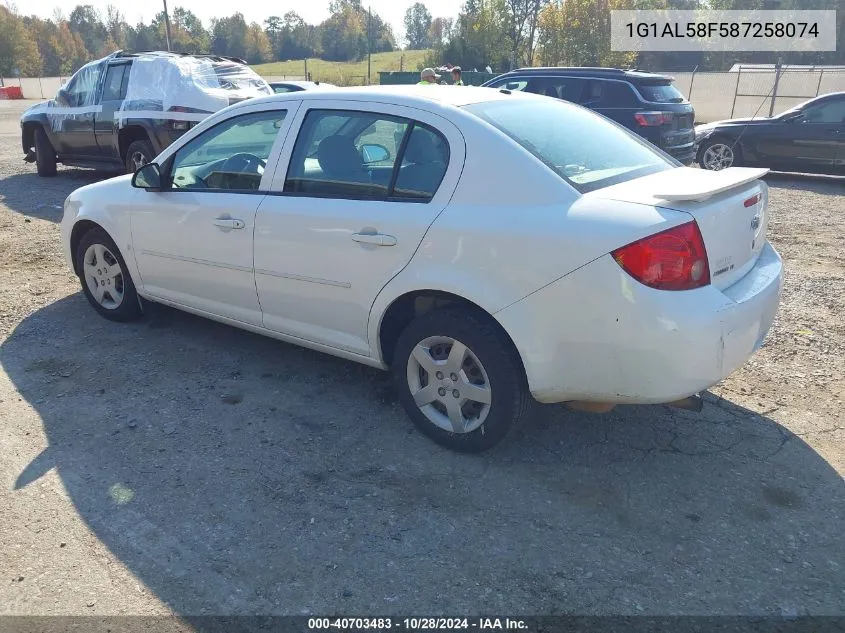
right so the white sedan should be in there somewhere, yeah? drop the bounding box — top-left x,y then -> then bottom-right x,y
60,85 -> 783,452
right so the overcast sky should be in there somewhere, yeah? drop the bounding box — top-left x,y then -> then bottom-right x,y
20,0 -> 462,44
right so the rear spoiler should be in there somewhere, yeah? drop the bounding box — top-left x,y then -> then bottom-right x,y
653,167 -> 769,202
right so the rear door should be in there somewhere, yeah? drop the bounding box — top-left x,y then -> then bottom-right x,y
253,100 -> 465,355
95,61 -> 131,159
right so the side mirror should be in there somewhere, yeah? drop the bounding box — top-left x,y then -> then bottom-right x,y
56,89 -> 72,106
132,163 -> 163,190
360,143 -> 390,163
783,111 -> 804,123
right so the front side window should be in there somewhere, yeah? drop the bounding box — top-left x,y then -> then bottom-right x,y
63,62 -> 103,107
284,109 -> 449,202
801,99 -> 845,124
169,110 -> 287,191
489,78 -> 529,92
465,97 -> 674,193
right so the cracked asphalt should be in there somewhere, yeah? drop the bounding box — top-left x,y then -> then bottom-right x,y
1,100 -> 844,617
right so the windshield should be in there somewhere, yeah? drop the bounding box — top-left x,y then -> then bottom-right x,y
464,98 -> 675,193
637,82 -> 685,103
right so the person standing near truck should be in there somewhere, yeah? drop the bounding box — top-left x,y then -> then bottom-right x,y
451,67 -> 464,86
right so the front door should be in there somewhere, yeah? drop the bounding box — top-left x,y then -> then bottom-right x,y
766,97 -> 845,174
51,61 -> 103,157
254,102 -> 464,355
130,107 -> 293,326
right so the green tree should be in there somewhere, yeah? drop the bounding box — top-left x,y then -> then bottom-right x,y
0,5 -> 43,76
404,3 -> 432,49
68,5 -> 107,55
245,22 -> 272,63
320,4 -> 366,61
210,13 -> 249,60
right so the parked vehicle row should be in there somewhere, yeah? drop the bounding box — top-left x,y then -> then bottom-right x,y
61,86 -> 782,452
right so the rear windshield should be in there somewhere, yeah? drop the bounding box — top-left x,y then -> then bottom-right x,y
212,62 -> 271,94
637,82 -> 685,103
464,97 -> 675,193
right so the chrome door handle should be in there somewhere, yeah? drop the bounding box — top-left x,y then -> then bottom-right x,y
213,217 -> 245,230
351,232 -> 397,246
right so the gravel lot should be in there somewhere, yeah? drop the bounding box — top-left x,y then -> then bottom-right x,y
1,99 -> 844,618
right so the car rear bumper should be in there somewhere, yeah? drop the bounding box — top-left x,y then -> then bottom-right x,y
495,241 -> 783,404
664,141 -> 696,165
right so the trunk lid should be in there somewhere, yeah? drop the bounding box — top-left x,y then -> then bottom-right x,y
592,166 -> 770,290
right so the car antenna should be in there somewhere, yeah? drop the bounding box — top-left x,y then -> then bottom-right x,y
728,63 -> 783,156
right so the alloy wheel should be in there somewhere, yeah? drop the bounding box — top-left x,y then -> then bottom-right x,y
702,143 -> 735,170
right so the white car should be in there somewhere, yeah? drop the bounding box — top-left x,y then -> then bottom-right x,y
60,86 -> 783,452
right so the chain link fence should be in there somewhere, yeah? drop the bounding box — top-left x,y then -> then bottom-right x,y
669,67 -> 845,123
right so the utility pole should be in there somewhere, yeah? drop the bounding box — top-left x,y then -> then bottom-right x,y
162,0 -> 173,52
367,6 -> 372,85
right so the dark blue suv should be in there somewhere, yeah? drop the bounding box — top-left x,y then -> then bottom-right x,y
482,67 -> 696,165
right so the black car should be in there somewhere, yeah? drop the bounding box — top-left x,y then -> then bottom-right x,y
695,92 -> 845,175
21,51 -> 271,177
482,67 -> 696,164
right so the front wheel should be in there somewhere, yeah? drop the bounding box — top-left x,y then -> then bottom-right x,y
124,139 -> 155,175
34,126 -> 57,177
698,137 -> 740,170
75,228 -> 142,322
392,308 -> 528,453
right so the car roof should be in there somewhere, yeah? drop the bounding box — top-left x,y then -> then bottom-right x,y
236,84 -> 525,111
498,67 -> 673,82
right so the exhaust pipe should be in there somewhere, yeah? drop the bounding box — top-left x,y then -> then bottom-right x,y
666,394 -> 704,412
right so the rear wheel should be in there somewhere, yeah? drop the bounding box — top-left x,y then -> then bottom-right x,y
124,139 -> 155,175
392,308 -> 528,453
75,228 -> 142,322
699,137 -> 740,171
34,127 -> 57,177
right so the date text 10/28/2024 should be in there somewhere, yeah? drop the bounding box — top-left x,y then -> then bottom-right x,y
307,618 -> 528,630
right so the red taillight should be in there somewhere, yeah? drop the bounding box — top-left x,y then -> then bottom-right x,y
744,193 -> 761,207
612,221 -> 711,291
635,111 -> 673,126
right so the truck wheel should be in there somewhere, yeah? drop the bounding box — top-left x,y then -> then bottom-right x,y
34,127 -> 57,177
124,140 -> 155,175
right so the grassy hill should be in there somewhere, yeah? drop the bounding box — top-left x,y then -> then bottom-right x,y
252,50 -> 431,86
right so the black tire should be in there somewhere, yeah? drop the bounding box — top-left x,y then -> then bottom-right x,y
34,126 -> 57,177
392,307 -> 529,453
124,139 -> 155,175
75,227 -> 143,322
698,136 -> 741,171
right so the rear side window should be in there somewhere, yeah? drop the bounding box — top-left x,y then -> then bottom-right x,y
581,80 -> 639,108
636,82 -> 685,103
465,97 -> 674,194
102,64 -> 128,102
525,77 -> 589,103
285,109 -> 449,202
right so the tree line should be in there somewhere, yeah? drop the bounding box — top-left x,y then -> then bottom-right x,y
0,0 -> 395,77
2,0 -> 843,79
405,0 -> 844,73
